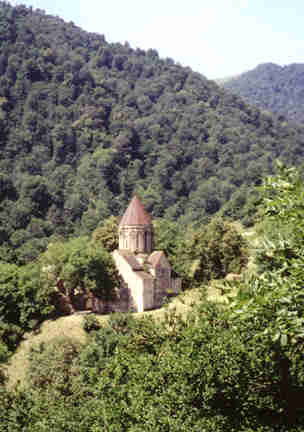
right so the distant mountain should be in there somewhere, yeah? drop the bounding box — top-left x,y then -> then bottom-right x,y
215,74 -> 241,85
221,63 -> 304,123
1,3 -> 304,263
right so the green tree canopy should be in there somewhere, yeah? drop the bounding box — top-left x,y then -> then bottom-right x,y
41,236 -> 119,302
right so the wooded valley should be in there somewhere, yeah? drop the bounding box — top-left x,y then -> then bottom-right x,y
1,3 -> 304,264
1,3 -> 304,431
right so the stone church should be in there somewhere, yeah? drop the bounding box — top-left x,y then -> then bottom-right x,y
112,196 -> 181,312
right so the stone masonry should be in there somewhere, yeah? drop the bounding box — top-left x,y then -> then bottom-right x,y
112,196 -> 181,312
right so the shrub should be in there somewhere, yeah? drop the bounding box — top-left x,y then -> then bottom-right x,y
82,314 -> 101,333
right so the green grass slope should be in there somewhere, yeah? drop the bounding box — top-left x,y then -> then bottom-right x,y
6,286 -> 227,388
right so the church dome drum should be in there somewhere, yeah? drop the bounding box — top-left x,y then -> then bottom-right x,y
118,196 -> 153,254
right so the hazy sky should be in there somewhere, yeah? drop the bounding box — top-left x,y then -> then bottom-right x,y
8,0 -> 304,79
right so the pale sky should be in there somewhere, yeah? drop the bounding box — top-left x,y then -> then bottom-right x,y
8,0 -> 304,79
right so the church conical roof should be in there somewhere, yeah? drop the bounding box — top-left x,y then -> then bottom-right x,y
119,196 -> 152,227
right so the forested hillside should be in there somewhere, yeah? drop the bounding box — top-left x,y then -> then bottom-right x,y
1,164 -> 304,430
1,3 -> 304,263
222,62 -> 304,124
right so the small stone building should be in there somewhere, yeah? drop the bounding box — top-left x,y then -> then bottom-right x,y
112,196 -> 181,312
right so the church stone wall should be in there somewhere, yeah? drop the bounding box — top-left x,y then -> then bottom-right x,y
112,250 -> 154,312
139,274 -> 154,310
153,267 -> 170,307
119,225 -> 152,254
113,196 -> 181,313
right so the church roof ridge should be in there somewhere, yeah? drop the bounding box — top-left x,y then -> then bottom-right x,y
148,251 -> 169,268
119,195 -> 152,227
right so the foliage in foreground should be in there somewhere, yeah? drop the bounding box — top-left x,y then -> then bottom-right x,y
0,261 -> 54,353
0,235 -> 118,357
1,164 -> 304,431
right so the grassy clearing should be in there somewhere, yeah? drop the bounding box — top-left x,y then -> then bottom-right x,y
6,287 -> 219,389
6,314 -> 89,388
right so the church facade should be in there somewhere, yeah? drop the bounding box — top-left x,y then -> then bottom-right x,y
112,196 -> 181,312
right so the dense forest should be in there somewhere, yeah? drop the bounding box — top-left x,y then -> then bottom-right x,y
1,3 -> 304,430
1,3 -> 304,263
1,164 -> 304,431
221,62 -> 304,124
